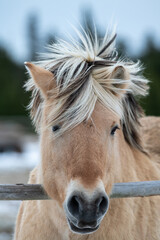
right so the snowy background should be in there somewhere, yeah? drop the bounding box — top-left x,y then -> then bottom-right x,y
0,127 -> 39,240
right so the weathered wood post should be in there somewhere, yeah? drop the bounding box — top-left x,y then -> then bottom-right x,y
0,181 -> 160,200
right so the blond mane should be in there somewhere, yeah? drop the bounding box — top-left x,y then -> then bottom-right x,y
25,27 -> 149,151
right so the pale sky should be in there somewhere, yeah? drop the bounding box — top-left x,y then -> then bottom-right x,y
0,0 -> 160,63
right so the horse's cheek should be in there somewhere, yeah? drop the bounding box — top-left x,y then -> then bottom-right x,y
43,168 -> 66,206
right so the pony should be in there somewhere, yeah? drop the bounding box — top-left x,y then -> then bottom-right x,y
14,27 -> 160,240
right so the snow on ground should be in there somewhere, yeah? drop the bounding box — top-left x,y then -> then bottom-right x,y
0,140 -> 40,170
0,137 -> 39,240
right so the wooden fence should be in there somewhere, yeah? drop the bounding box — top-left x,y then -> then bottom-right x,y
0,181 -> 160,200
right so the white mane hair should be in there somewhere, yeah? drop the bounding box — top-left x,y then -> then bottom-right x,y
25,27 -> 149,151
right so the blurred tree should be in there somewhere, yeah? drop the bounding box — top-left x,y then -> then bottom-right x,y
140,36 -> 160,116
0,47 -> 29,116
27,14 -> 39,61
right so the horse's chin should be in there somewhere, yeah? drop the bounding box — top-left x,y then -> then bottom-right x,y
67,218 -> 100,235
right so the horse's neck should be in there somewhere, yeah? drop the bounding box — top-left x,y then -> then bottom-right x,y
118,141 -> 159,182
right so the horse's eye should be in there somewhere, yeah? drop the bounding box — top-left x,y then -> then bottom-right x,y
110,125 -> 120,136
52,125 -> 60,132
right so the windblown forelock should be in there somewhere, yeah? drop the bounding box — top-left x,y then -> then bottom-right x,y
46,60 -> 124,137
25,27 -> 149,151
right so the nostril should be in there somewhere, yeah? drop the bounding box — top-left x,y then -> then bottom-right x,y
95,195 -> 109,216
67,195 -> 80,216
98,196 -> 108,215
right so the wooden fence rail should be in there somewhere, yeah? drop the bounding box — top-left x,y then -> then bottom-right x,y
0,181 -> 160,200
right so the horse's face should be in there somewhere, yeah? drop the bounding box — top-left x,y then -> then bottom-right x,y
26,63 -> 123,234
41,99 -> 121,234
25,23 -> 148,233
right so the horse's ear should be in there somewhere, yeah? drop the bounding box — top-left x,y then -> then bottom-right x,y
111,66 -> 130,97
24,62 -> 56,98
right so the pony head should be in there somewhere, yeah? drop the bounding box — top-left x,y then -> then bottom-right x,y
25,28 -> 148,234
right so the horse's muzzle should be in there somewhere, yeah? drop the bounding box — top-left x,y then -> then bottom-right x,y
64,190 -> 109,234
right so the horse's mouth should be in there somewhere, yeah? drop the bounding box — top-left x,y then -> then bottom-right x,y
67,218 -> 100,234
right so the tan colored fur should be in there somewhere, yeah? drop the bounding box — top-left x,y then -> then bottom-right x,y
14,29 -> 160,239
14,101 -> 160,239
